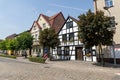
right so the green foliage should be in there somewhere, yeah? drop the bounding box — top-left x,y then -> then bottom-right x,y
0,32 -> 33,56
0,54 -> 16,59
39,28 -> 60,48
28,57 -> 46,63
0,39 -> 18,51
16,32 -> 33,50
78,10 -> 115,49
0,40 -> 7,50
6,39 -> 18,51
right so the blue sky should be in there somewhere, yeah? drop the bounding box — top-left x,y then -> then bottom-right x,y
0,0 -> 94,39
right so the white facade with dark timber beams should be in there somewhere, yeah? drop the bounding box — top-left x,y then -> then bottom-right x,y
52,16 -> 97,61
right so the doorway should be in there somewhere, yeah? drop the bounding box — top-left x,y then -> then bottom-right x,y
75,47 -> 83,60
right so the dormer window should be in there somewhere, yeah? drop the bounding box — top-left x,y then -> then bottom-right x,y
43,23 -> 46,28
105,0 -> 113,8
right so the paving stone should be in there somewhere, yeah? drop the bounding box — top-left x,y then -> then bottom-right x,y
0,57 -> 120,80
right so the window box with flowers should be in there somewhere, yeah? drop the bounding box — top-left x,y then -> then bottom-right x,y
85,53 -> 92,57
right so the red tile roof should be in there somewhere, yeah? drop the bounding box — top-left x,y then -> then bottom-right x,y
36,12 -> 65,33
36,21 -> 42,29
49,12 -> 65,33
6,33 -> 17,39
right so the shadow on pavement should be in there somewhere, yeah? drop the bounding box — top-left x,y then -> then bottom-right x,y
92,62 -> 120,68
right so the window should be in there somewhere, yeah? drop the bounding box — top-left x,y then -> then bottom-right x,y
43,23 -> 46,28
66,21 -> 73,29
57,47 -> 62,55
35,34 -> 37,40
105,0 -> 113,7
69,33 -> 74,41
62,34 -> 67,42
64,47 -> 69,56
92,50 -> 96,56
33,26 -> 36,30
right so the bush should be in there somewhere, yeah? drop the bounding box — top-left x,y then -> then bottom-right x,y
0,54 -> 16,59
28,57 -> 46,63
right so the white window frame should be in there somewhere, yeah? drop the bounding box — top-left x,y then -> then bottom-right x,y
43,23 -> 46,28
33,26 -> 36,30
105,0 -> 113,7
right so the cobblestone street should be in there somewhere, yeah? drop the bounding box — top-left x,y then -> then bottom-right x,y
0,57 -> 120,80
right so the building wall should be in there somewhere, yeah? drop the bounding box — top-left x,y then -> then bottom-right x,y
37,16 -> 51,30
30,23 -> 40,41
95,0 -> 120,44
30,22 -> 41,56
30,16 -> 52,56
94,0 -> 120,60
58,18 -> 82,46
52,17 -> 97,61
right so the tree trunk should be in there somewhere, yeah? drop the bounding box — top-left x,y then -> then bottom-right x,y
98,43 -> 104,66
50,47 -> 53,60
29,48 -> 32,57
96,46 -> 100,62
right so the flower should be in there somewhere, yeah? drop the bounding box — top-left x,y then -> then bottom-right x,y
86,53 -> 91,57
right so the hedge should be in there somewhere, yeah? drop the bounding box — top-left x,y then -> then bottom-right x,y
28,57 -> 46,63
0,54 -> 16,59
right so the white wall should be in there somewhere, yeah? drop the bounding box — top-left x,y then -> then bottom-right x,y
37,16 -> 50,30
96,0 -> 120,44
30,22 -> 40,41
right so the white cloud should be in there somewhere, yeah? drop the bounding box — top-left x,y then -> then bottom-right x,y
49,4 -> 88,12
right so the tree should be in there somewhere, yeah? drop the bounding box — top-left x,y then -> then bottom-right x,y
39,28 -> 60,56
6,39 -> 18,55
0,40 -> 7,50
78,10 -> 115,63
0,40 -> 8,54
16,32 -> 33,55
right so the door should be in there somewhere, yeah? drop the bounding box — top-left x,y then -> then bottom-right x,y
75,47 -> 83,60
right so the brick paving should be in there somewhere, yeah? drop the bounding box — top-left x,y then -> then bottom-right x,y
0,57 -> 120,80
